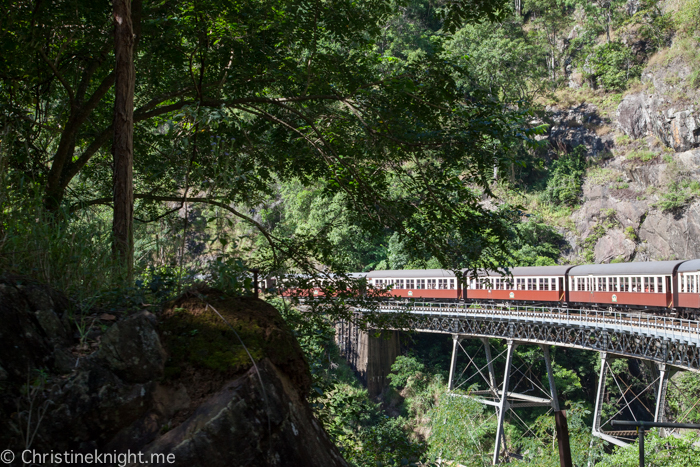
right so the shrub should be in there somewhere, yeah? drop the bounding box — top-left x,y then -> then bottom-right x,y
655,182 -> 691,212
388,355 -> 425,389
587,42 -> 641,91
544,145 -> 587,207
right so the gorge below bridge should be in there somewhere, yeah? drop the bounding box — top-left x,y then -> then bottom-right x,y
334,301 -> 700,465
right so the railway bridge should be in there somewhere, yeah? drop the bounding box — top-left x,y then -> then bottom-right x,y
335,301 -> 700,465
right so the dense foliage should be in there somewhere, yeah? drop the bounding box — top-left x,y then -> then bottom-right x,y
3,0 -> 700,465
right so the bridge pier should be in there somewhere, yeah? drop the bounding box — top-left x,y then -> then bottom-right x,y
335,318 -> 401,397
591,352 -> 630,447
448,335 -> 463,391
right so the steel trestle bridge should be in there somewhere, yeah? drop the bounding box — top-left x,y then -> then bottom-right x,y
356,301 -> 700,465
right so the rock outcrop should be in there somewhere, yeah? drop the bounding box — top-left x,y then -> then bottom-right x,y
545,103 -> 614,157
0,280 -> 347,467
617,92 -> 700,152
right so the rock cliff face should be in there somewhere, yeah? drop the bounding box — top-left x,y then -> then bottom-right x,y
0,279 -> 347,467
550,54 -> 700,263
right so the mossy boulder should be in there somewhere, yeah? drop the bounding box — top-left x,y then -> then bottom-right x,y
160,288 -> 311,400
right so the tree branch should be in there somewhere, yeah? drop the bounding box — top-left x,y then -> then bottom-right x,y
38,49 -> 75,106
70,194 -> 280,266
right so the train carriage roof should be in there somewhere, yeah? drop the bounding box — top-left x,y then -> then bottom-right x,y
569,260 -> 685,276
367,269 -> 457,278
482,266 -> 573,277
678,259 -> 700,272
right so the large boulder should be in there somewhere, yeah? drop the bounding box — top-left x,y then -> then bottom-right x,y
137,359 -> 347,467
616,92 -> 649,140
97,311 -> 167,383
0,282 -> 347,466
594,228 -> 637,263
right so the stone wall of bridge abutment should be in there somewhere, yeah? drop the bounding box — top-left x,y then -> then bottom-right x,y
334,319 -> 401,397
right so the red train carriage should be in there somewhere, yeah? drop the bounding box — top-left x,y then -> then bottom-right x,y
466,266 -> 572,303
279,272 -> 368,298
367,269 -> 461,300
567,261 -> 683,308
678,259 -> 700,309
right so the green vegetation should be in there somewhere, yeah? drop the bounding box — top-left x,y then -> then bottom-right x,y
586,42 -> 642,91
544,145 -> 587,207
627,149 -> 658,163
655,180 -> 700,212
3,0 -> 700,464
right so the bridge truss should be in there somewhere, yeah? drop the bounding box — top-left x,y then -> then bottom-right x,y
362,301 -> 700,464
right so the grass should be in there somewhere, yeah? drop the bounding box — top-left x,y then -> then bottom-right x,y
0,192 -> 122,304
586,167 -> 622,185
615,134 -> 632,146
626,149 -> 658,163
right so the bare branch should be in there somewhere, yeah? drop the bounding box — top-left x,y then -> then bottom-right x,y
38,49 -> 75,105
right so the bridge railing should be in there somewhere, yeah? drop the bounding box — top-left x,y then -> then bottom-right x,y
365,301 -> 700,341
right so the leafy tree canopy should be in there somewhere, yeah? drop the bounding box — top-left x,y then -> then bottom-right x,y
1,0 -> 541,280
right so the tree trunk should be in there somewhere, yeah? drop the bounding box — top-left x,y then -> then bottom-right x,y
112,0 -> 136,280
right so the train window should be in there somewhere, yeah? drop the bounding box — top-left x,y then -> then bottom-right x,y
527,278 -> 534,290
406,279 -> 414,289
396,279 -> 404,289
644,277 -> 651,293
427,279 -> 436,289
450,279 -> 455,289
417,279 -> 425,289
438,279 -> 447,289
630,277 -> 641,292
539,278 -> 548,291
516,278 -> 523,290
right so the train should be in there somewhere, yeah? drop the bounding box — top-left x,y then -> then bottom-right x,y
365,259 -> 700,318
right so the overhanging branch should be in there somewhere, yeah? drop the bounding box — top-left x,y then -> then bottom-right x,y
70,194 -> 279,265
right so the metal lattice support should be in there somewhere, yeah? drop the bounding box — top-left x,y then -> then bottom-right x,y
448,334 -> 462,391
542,345 -> 561,412
590,353 -> 676,447
399,315 -> 700,373
364,303 -> 700,373
492,340 -> 515,465
654,363 -> 669,423
446,338 -> 565,465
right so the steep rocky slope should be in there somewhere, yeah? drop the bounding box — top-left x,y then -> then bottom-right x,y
545,53 -> 700,263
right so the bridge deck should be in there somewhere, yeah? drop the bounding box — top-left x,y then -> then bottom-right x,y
358,301 -> 700,372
